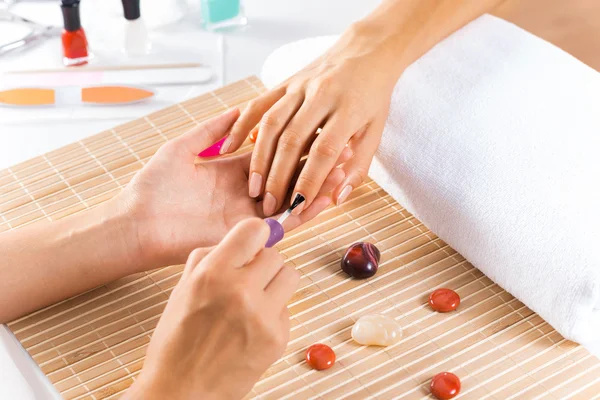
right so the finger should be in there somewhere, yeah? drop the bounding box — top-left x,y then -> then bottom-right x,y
264,163 -> 344,216
222,87 -> 286,154
281,195 -> 332,231
292,116 -> 355,213
265,264 -> 300,306
248,93 -> 305,199
334,119 -> 385,206
197,218 -> 270,272
181,247 -> 212,282
318,167 -> 346,196
262,104 -> 327,216
243,247 -> 285,289
335,146 -> 353,167
174,108 -> 239,161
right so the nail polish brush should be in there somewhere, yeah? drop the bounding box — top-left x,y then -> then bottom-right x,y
265,194 -> 305,248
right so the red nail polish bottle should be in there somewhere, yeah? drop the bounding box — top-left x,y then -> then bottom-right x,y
61,0 -> 91,66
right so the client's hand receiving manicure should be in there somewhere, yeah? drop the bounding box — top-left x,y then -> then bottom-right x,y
125,219 -> 298,400
117,108 -> 344,269
217,24 -> 398,216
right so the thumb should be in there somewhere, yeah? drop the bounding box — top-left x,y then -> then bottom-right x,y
175,108 -> 240,161
196,218 -> 271,273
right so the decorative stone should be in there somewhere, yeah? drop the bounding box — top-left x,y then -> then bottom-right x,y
265,218 -> 284,248
249,127 -> 258,143
430,372 -> 461,400
305,344 -> 335,371
341,242 -> 380,279
429,288 -> 460,312
351,314 -> 402,346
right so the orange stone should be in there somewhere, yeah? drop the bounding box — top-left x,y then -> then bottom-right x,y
429,288 -> 460,312
305,343 -> 335,371
430,372 -> 461,400
249,126 -> 258,143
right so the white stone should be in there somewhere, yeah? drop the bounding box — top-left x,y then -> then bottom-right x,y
351,314 -> 402,346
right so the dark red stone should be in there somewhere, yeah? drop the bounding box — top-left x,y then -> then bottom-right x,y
429,288 -> 460,312
430,372 -> 461,399
305,343 -> 335,371
341,242 -> 380,279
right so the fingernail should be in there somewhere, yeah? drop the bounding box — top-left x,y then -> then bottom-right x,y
263,192 -> 277,216
219,135 -> 233,155
198,136 -> 227,158
291,192 -> 305,215
337,185 -> 352,206
249,172 -> 263,198
265,218 -> 284,248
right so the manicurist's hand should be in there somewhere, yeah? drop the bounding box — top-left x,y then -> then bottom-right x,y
0,110 -> 345,322
119,107 -> 348,267
125,219 -> 297,400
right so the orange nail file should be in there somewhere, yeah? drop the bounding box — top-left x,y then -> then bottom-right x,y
0,86 -> 155,106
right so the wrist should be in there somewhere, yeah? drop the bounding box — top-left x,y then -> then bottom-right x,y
339,21 -> 410,83
86,199 -> 146,274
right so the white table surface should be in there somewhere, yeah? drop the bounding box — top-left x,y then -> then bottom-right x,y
0,0 -> 378,397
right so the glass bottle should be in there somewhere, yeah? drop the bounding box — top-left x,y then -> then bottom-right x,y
61,0 -> 92,66
200,0 -> 247,31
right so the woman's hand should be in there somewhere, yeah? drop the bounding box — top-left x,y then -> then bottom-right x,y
125,219 -> 297,400
118,108 -> 348,268
219,25 -> 402,216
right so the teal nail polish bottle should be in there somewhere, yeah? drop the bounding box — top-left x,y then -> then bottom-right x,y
201,0 -> 247,31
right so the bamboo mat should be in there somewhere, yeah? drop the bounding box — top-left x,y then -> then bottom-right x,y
2,77 -> 599,400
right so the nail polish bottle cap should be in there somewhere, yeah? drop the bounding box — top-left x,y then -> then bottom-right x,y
122,0 -> 141,21
61,0 -> 82,32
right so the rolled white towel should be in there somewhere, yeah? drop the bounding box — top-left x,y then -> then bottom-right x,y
261,14 -> 600,356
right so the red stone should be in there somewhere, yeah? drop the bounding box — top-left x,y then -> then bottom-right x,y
341,242 -> 381,279
430,372 -> 461,400
429,288 -> 460,312
305,344 -> 335,371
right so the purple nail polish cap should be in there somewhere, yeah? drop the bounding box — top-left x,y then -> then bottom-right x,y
198,136 -> 226,158
265,218 -> 284,248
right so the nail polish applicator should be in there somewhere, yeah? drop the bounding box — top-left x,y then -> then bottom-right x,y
265,194 -> 305,248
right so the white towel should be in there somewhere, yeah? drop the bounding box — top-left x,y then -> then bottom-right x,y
261,14 -> 600,357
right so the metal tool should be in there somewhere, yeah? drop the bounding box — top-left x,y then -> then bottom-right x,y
0,10 -> 62,56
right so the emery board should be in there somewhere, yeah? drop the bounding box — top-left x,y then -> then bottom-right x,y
1,77 -> 599,399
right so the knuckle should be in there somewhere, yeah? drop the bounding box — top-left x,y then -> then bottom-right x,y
311,139 -> 340,160
186,248 -> 206,267
250,152 -> 269,172
310,77 -> 335,95
353,166 -> 369,182
265,174 -> 284,191
230,287 -> 254,311
296,173 -> 320,190
246,99 -> 261,114
260,112 -> 282,129
278,128 -> 304,151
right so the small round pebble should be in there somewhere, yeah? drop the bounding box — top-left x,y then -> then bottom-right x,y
429,288 -> 460,312
430,372 -> 461,400
341,242 -> 381,279
305,344 -> 336,371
